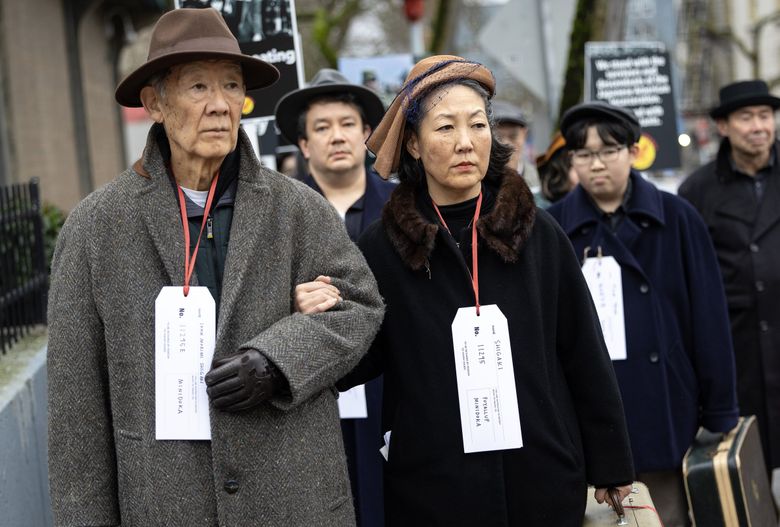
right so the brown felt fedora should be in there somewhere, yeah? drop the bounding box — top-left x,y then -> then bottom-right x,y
115,8 -> 279,107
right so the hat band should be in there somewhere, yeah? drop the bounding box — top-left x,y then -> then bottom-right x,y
149,36 -> 241,60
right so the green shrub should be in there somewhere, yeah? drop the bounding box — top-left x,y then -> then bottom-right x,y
42,202 -> 66,273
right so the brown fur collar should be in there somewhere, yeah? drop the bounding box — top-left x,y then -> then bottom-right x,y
382,168 -> 537,270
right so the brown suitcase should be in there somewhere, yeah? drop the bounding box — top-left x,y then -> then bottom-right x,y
683,415 -> 778,526
583,481 -> 664,526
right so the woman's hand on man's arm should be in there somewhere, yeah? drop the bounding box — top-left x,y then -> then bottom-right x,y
294,275 -> 341,314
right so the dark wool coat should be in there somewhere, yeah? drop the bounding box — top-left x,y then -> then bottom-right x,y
340,170 -> 634,526
549,172 -> 739,473
679,140 -> 780,470
47,127 -> 384,527
304,169 -> 396,527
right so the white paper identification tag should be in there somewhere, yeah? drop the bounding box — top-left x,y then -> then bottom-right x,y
581,256 -> 627,361
451,304 -> 523,453
338,384 -> 368,419
154,286 -> 216,440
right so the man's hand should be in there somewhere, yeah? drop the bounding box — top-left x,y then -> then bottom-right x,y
205,349 -> 285,412
594,484 -> 633,510
294,275 -> 341,314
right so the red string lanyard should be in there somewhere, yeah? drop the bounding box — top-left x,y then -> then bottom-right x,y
176,173 -> 220,296
431,192 -> 483,315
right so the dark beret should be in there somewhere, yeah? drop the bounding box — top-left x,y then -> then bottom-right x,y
560,101 -> 641,143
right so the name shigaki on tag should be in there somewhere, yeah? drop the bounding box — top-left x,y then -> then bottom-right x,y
451,304 -> 523,453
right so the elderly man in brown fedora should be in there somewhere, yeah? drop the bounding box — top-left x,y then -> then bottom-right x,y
47,8 -> 383,526
679,80 -> 780,484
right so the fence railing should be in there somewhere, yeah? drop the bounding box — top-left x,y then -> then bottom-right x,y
0,179 -> 48,355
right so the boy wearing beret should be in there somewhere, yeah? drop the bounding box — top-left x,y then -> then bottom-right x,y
548,102 -> 739,527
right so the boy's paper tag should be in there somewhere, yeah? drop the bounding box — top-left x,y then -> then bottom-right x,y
581,256 -> 627,361
155,286 -> 215,440
451,304 -> 523,453
338,384 -> 368,419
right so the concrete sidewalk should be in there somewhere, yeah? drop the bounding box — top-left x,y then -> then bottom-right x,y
0,329 -> 52,527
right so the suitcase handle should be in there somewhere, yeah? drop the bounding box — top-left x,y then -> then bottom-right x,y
607,488 -> 628,525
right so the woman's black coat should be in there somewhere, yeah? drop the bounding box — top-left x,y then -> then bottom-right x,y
340,170 -> 634,526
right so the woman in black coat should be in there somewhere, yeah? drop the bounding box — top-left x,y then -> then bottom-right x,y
301,56 -> 635,526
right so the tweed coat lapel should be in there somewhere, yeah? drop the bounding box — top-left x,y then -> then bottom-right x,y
135,131 -> 188,288
134,127 -> 271,357
215,132 -> 269,356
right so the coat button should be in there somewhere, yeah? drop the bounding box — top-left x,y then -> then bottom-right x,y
649,352 -> 659,363
640,284 -> 649,294
760,320 -> 770,332
756,281 -> 765,292
749,243 -> 759,253
224,479 -> 239,494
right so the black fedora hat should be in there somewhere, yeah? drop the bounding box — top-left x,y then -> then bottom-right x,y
274,68 -> 385,143
115,8 -> 279,108
710,80 -> 780,119
560,101 -> 641,144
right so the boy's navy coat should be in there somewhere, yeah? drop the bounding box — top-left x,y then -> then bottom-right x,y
548,172 -> 739,472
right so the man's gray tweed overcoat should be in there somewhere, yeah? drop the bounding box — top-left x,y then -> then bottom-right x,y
47,126 -> 384,526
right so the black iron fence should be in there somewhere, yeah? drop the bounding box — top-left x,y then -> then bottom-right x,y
0,179 -> 48,355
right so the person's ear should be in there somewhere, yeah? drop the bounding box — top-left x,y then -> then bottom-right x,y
140,86 -> 164,124
363,125 -> 371,142
298,138 -> 310,160
406,132 -> 421,160
627,143 -> 639,163
716,118 -> 729,138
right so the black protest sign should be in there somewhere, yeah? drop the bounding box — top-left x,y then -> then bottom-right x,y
240,37 -> 301,119
585,43 -> 681,171
177,0 -> 303,120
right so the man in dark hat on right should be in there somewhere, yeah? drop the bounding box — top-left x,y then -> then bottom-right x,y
679,80 -> 780,480
275,68 -> 395,527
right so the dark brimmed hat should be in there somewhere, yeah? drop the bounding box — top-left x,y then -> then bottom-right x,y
709,80 -> 780,119
273,68 -> 385,143
560,101 -> 641,144
115,8 -> 279,108
493,100 -> 528,127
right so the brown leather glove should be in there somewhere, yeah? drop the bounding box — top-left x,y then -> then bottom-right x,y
205,349 -> 286,412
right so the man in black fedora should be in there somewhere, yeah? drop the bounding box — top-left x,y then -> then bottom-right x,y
679,79 -> 780,480
275,68 -> 395,527
47,8 -> 383,526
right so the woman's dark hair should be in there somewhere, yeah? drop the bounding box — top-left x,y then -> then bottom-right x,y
538,149 -> 574,203
396,79 -> 513,187
563,118 -> 635,150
